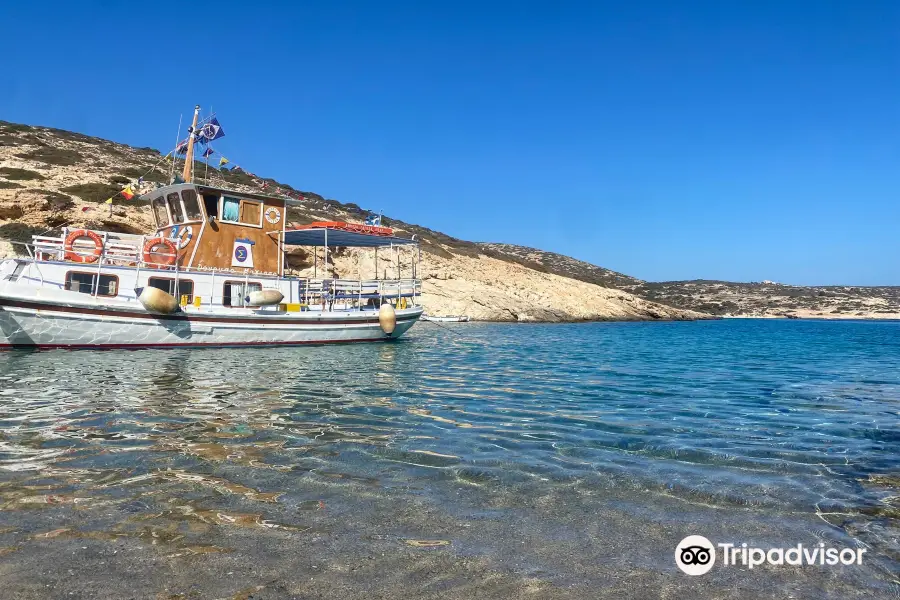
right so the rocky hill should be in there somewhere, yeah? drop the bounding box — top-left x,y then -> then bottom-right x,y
477,244 -> 900,319
0,119 -> 706,322
623,280 -> 900,319
1,119 -> 896,321
477,243 -> 643,289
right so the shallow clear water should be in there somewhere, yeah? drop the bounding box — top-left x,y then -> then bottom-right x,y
0,319 -> 897,598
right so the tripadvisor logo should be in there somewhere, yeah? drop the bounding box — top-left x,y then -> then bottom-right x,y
675,535 -> 866,576
675,535 -> 716,575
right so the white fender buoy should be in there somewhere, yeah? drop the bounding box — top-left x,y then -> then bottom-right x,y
246,289 -> 284,306
379,302 -> 397,335
137,286 -> 178,314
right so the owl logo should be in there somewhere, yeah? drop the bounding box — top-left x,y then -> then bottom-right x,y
675,535 -> 716,575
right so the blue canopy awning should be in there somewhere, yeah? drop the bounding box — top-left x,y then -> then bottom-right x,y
282,227 -> 417,247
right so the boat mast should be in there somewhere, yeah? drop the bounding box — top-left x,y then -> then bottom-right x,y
182,104 -> 201,183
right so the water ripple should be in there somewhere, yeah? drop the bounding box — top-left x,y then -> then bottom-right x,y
0,319 -> 897,591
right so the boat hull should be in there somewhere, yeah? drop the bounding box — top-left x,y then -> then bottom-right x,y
0,296 -> 422,349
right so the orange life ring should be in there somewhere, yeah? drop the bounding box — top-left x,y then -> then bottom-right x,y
64,230 -> 103,263
142,237 -> 178,268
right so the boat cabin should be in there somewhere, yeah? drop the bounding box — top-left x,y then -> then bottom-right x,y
146,183 -> 292,276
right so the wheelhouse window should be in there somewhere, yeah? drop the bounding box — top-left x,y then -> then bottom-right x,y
202,193 -> 219,220
181,189 -> 204,222
222,196 -> 240,222
167,192 -> 185,224
147,277 -> 194,303
152,196 -> 169,227
222,281 -> 262,307
65,272 -> 118,297
221,196 -> 262,227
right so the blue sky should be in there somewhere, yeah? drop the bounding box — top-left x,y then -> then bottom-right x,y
2,1 -> 899,285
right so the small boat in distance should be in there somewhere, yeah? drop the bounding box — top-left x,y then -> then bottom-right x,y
0,106 -> 423,349
422,315 -> 470,322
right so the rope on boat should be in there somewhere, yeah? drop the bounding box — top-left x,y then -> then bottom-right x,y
37,149 -> 177,236
420,317 -> 471,338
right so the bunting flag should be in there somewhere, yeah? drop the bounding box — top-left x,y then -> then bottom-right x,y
120,185 -> 135,200
203,147 -> 214,158
175,139 -> 189,155
365,214 -> 382,226
218,156 -> 230,167
195,118 -> 225,144
105,197 -> 113,205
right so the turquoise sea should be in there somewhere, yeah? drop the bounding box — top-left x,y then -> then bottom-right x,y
0,319 -> 897,599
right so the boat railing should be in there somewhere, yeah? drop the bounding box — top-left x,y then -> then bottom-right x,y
6,234 -> 422,310
26,230 -> 170,267
297,278 -> 421,307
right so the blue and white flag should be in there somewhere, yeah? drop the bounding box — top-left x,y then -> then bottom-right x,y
232,238 -> 254,268
365,214 -> 381,226
196,118 -> 225,145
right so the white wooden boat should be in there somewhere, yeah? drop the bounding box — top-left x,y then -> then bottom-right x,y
421,315 -> 470,322
0,107 -> 422,349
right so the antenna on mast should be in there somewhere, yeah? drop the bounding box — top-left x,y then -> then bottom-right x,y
170,113 -> 182,184
182,105 -> 201,183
